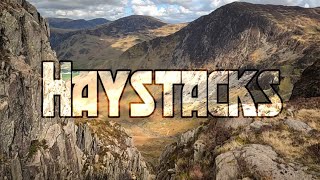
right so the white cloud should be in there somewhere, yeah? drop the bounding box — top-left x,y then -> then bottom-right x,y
28,0 -> 320,23
29,0 -> 128,20
141,0 -> 319,23
131,0 -> 206,22
131,0 -> 166,17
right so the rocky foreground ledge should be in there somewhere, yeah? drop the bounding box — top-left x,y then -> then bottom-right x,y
156,108 -> 320,180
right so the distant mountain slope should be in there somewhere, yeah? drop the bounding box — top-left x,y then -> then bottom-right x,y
88,15 -> 167,36
120,2 -> 320,100
51,15 -> 167,45
50,28 -> 79,49
50,15 -> 166,47
50,15 -> 186,68
87,18 -> 110,26
47,17 -> 110,30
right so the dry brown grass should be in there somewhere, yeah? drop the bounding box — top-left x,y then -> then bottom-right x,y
249,49 -> 267,63
213,99 -> 320,173
296,109 -> 320,131
111,35 -> 142,51
149,23 -> 187,37
258,128 -> 320,175
215,136 -> 246,154
260,130 -> 302,158
253,109 -> 320,170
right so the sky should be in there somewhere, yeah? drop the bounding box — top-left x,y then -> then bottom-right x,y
28,0 -> 320,23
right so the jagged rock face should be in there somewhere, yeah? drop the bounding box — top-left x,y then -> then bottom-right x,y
291,58 -> 320,99
0,1 -> 152,179
0,3 -> 79,179
0,0 -> 55,71
79,121 -> 152,180
0,1 -> 63,178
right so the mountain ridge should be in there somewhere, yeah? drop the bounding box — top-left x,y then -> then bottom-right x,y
122,2 -> 320,68
87,15 -> 167,36
47,17 -> 110,30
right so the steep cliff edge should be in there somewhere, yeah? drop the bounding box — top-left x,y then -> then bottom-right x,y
0,0 -> 151,179
291,58 -> 320,99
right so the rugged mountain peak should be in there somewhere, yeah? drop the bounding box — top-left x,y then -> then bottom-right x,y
116,15 -> 165,24
89,15 -> 167,36
120,2 -> 320,100
122,2 -> 320,68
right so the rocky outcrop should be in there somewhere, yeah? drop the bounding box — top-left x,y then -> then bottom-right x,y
215,144 -> 312,180
284,118 -> 313,134
0,0 -> 152,179
156,117 -> 319,179
79,121 -> 152,180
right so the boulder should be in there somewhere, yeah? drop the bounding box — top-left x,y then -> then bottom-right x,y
250,121 -> 272,131
193,140 -> 206,162
284,119 -> 312,133
221,118 -> 253,130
